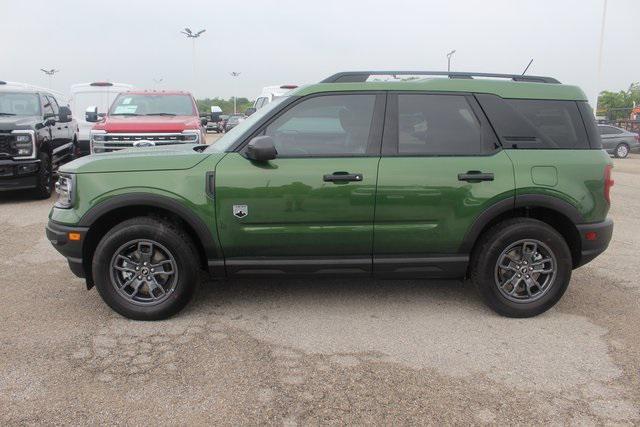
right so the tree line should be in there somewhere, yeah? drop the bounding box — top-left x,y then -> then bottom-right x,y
597,83 -> 640,120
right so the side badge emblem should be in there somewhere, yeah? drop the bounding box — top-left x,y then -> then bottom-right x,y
233,204 -> 248,218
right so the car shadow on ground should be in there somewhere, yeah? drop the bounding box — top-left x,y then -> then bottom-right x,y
189,276 -> 492,317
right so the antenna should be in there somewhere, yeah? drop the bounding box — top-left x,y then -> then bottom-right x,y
522,58 -> 534,75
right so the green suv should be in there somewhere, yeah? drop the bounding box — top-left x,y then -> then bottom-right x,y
46,71 -> 614,320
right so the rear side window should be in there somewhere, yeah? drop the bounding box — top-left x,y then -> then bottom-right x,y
598,126 -> 623,135
476,94 -> 590,149
397,94 -> 483,155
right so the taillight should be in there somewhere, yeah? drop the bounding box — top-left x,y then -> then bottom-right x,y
604,164 -> 614,204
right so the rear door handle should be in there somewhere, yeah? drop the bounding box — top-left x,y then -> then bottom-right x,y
458,171 -> 494,182
323,172 -> 363,182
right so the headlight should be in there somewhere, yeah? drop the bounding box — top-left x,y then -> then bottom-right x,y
10,130 -> 35,158
54,174 -> 75,209
90,130 -> 107,153
181,130 -> 200,143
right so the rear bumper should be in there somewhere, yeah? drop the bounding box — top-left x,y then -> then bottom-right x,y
0,159 -> 40,191
46,220 -> 89,278
575,218 -> 613,267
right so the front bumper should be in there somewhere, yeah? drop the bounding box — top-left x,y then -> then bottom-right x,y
46,220 -> 89,279
575,218 -> 613,267
0,159 -> 40,191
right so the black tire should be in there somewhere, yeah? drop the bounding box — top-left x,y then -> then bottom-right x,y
33,152 -> 52,199
92,217 -> 200,320
614,143 -> 629,159
470,218 -> 572,318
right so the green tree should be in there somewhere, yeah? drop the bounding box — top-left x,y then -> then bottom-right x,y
597,83 -> 640,120
196,97 -> 254,116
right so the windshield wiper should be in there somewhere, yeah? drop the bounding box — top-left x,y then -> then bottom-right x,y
145,113 -> 176,116
0,112 -> 16,116
110,113 -> 140,116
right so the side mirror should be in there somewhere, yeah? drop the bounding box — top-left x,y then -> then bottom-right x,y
246,136 -> 277,162
200,117 -> 208,126
85,106 -> 99,122
58,106 -> 72,123
245,107 -> 257,116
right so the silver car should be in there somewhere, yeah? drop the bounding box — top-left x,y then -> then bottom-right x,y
598,124 -> 640,158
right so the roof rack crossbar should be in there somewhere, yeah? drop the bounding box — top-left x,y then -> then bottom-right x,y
320,71 -> 560,84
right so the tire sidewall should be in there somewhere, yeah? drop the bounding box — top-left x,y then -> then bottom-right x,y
474,220 -> 572,317
92,220 -> 198,320
35,152 -> 52,198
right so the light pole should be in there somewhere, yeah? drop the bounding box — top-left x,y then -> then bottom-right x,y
594,0 -> 608,113
153,77 -> 164,89
446,50 -> 456,73
230,72 -> 241,114
180,28 -> 206,90
40,68 -> 59,89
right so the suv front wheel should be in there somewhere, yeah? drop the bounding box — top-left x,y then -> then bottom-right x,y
92,217 -> 199,320
470,218 -> 572,318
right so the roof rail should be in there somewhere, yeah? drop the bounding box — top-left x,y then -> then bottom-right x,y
320,71 -> 560,84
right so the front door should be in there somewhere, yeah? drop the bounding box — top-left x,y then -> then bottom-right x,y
215,92 -> 385,276
373,92 -> 515,277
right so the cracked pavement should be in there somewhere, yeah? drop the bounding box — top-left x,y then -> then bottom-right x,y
0,150 -> 639,424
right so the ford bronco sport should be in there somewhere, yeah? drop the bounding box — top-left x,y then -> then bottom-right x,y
46,71 -> 614,320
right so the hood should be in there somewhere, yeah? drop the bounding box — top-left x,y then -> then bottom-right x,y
94,115 -> 200,133
0,115 -> 39,131
60,144 -> 214,174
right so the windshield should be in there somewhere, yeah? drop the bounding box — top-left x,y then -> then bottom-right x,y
0,92 -> 40,116
206,96 -> 290,153
109,94 -> 195,116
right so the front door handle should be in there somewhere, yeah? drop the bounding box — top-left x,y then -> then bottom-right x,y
458,171 -> 494,182
323,172 -> 363,182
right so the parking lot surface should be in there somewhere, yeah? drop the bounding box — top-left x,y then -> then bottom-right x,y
1,150 -> 639,424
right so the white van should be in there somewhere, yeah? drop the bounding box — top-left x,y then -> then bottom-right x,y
70,82 -> 133,155
252,84 -> 298,111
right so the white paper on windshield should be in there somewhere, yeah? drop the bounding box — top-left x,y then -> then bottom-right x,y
113,105 -> 138,114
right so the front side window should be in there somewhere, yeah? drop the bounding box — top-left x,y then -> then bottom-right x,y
42,95 -> 55,116
0,92 -> 40,116
47,96 -> 59,115
397,94 -> 482,155
263,94 -> 376,156
109,94 -> 195,116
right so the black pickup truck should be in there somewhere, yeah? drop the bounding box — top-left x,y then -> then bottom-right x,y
0,81 -> 78,198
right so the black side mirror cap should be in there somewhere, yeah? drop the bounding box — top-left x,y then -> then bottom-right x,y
200,117 -> 208,126
58,106 -> 72,123
85,106 -> 99,123
245,107 -> 257,116
246,136 -> 277,162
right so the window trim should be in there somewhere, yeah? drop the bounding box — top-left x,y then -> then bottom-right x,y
234,91 -> 387,159
381,91 -> 500,157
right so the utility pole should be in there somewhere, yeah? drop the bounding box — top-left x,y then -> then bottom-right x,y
446,50 -> 456,72
594,0 -> 608,113
40,68 -> 59,89
180,28 -> 206,92
230,72 -> 241,114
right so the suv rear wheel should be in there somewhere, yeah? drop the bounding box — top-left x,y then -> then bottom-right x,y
470,218 -> 572,318
92,217 -> 199,320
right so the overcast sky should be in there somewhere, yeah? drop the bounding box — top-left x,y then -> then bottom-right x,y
1,0 -> 637,107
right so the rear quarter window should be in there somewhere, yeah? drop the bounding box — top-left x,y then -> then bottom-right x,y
476,94 -> 590,149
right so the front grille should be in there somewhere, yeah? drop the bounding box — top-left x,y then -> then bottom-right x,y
93,132 -> 198,153
0,134 -> 18,157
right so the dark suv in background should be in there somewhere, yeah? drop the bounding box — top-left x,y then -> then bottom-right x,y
0,81 -> 78,198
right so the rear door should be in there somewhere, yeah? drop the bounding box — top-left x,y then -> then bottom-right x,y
373,92 -> 515,277
215,92 -> 385,276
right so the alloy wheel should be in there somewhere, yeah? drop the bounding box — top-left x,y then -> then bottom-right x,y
109,239 -> 179,306
494,239 -> 557,303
